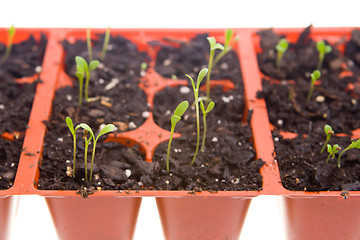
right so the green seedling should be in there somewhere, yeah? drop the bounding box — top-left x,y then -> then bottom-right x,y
75,56 -> 100,105
275,38 -> 289,70
66,117 -> 81,177
320,124 -> 334,154
0,25 -> 15,66
213,29 -> 239,67
186,68 -> 208,166
100,27 -> 111,61
316,40 -> 332,70
200,100 -> 215,152
79,123 -> 116,181
325,144 -> 341,164
306,70 -> 321,104
166,100 -> 189,172
87,27 -> 93,61
337,139 -> 360,168
206,37 -> 224,100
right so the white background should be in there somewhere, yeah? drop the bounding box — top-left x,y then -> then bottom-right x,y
1,0 -> 359,239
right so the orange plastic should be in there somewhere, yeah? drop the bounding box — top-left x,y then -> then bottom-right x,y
1,27 -> 359,240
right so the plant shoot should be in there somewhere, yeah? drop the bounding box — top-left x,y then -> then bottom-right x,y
321,124 -> 334,154
213,29 -> 239,67
316,40 -> 332,70
0,25 -> 15,66
87,27 -> 93,61
337,139 -> 360,168
166,100 -> 189,172
79,123 -> 116,181
200,100 -> 215,152
75,56 -> 100,104
275,38 -> 289,70
325,144 -> 340,164
206,37 -> 224,100
306,70 -> 321,104
66,117 -> 81,177
186,68 -> 208,166
100,27 -> 111,61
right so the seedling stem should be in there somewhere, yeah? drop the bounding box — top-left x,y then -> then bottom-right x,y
0,25 -> 15,66
321,124 -> 334,154
306,70 -> 321,104
100,27 -> 111,61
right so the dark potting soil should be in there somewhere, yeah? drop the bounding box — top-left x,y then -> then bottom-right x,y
257,27 -> 360,192
257,27 -> 360,134
154,33 -> 243,89
59,33 -> 150,132
273,131 -> 360,191
0,34 -> 47,189
38,31 -> 263,194
152,86 -> 264,191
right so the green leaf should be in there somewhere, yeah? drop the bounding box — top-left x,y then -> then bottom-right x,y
325,45 -> 332,53
333,144 -> 340,153
199,100 -> 205,113
8,25 -> 15,38
316,41 -> 325,53
66,117 -> 75,135
205,101 -> 215,113
311,70 -> 321,81
351,139 -> 360,149
79,123 -> 93,134
327,144 -> 332,153
214,43 -> 224,51
324,124 -> 333,135
225,29 -> 233,45
89,60 -> 100,71
275,38 -> 289,52
75,71 -> 84,81
207,37 -> 216,49
97,124 -> 116,140
197,68 -> 208,89
185,74 -> 196,93
174,101 -> 189,117
75,56 -> 88,71
171,115 -> 181,126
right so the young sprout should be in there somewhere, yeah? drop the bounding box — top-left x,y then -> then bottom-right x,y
306,70 -> 321,104
166,100 -> 189,172
206,37 -> 224,100
0,25 -> 16,66
66,117 -> 81,177
337,139 -> 360,168
100,27 -> 111,61
199,100 -> 215,152
316,40 -> 332,70
87,27 -> 93,61
213,29 -> 239,67
79,123 -> 116,181
140,62 -> 148,76
75,56 -> 100,104
186,68 -> 208,166
320,124 -> 334,154
275,38 -> 289,70
325,144 -> 341,164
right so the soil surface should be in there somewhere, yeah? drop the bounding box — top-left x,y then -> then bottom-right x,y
0,33 -> 47,189
257,27 -> 360,191
38,32 -> 264,194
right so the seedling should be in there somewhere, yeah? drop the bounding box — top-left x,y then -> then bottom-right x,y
75,56 -> 100,105
0,25 -> 15,66
337,139 -> 360,168
213,29 -> 239,67
166,100 -> 189,172
325,144 -> 341,164
275,38 -> 289,70
65,117 -> 81,177
206,37 -> 224,100
200,100 -> 215,152
100,27 -> 111,61
320,124 -> 334,154
186,68 -> 208,166
316,40 -> 332,70
87,27 -> 93,61
306,70 -> 321,104
79,123 -> 116,181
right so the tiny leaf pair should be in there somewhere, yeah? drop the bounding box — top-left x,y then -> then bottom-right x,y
275,38 -> 289,70
75,56 -> 100,106
316,40 -> 332,70
306,70 -> 321,104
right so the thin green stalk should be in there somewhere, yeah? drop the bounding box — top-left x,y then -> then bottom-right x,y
100,27 -> 111,61
79,78 -> 83,106
84,71 -> 90,102
0,43 -> 13,66
276,52 -> 283,70
191,101 -> 201,165
306,83 -> 314,104
317,52 -> 324,70
206,50 -> 215,100
72,136 -> 77,177
320,134 -> 331,154
90,143 -> 96,182
84,139 -> 89,182
166,130 -> 174,172
87,27 -> 93,61
201,113 -> 207,152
